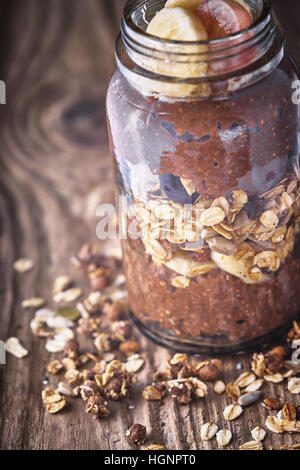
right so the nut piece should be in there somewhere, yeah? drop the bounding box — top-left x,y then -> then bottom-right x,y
195,359 -> 221,382
113,321 -> 132,342
288,377 -> 300,394
42,388 -> 67,414
125,355 -> 145,375
251,353 -> 266,377
216,430 -> 232,447
64,339 -> 79,359
61,357 -> 76,372
5,337 -> 28,358
85,394 -> 110,418
168,380 -> 193,405
251,426 -> 266,442
191,377 -> 208,398
201,422 -> 218,441
226,382 -> 241,401
119,341 -> 141,356
13,258 -> 34,273
126,424 -> 146,446
142,385 -> 163,401
263,398 -> 281,410
56,382 -> 74,397
265,348 -> 284,372
94,333 -> 117,353
88,267 -> 111,291
213,380 -> 226,395
101,360 -> 131,401
80,380 -> 100,401
239,441 -> 263,450
77,317 -> 102,336
103,301 -> 125,322
84,291 -> 103,314
47,360 -> 64,375
65,368 -> 82,386
223,404 -> 243,421
282,402 -> 297,421
169,353 -> 192,379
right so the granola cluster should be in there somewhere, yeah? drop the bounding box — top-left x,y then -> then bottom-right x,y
17,245 -> 144,421
132,168 -> 300,284
142,354 -> 221,405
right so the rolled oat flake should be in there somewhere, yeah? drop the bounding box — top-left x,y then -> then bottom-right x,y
200,422 -> 218,441
223,404 -> 243,421
251,426 -> 266,442
235,371 -> 256,388
245,379 -> 264,393
239,441 -> 263,450
216,430 -> 232,447
288,377 -> 300,394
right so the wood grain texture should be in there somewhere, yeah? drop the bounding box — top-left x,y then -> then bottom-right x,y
0,0 -> 299,450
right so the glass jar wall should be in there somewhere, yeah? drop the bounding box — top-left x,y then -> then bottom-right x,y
106,0 -> 300,353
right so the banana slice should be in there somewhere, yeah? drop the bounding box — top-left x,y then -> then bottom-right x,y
164,251 -> 216,277
144,7 -> 208,98
211,251 -> 270,284
165,0 -> 205,9
147,7 -> 207,42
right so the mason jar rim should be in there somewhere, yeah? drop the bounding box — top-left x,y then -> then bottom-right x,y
122,0 -> 272,49
116,0 -> 284,99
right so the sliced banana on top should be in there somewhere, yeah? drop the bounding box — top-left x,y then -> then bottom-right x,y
147,7 -> 207,43
143,7 -> 209,98
165,0 -> 205,10
211,251 -> 270,284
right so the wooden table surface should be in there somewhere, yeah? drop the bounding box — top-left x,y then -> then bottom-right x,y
0,0 -> 300,451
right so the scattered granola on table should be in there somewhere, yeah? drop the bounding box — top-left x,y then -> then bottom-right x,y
7,243 -> 300,450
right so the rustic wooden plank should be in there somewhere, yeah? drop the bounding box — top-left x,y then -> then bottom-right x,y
0,0 -> 299,451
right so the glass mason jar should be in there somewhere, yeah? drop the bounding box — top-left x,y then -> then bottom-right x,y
106,0 -> 300,353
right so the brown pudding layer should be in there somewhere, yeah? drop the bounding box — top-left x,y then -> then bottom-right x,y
107,50 -> 300,350
123,237 -> 300,343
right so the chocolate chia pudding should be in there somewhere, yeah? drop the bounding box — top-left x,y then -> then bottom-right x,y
106,0 -> 300,352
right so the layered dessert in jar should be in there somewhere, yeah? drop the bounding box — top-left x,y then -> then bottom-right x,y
106,0 -> 300,352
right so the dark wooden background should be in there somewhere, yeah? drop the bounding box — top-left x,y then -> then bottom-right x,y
0,0 -> 299,450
